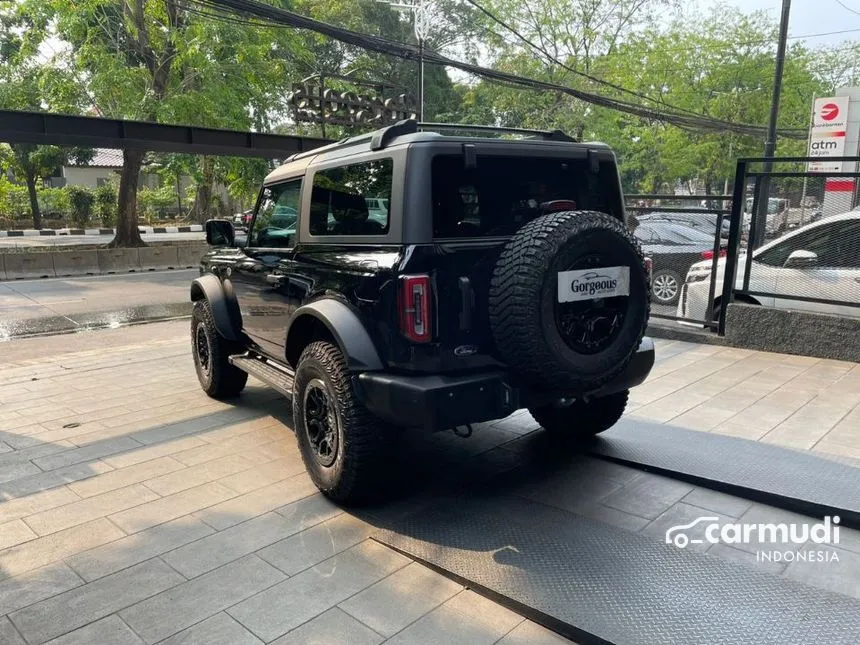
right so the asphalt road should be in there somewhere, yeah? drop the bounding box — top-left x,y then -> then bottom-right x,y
0,269 -> 196,339
0,231 -> 204,248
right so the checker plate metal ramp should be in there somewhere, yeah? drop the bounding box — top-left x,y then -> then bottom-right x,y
590,419 -> 860,527
375,495 -> 860,645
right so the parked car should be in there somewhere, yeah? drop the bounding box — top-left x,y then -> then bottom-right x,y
638,210 -> 730,240
679,210 -> 860,322
633,221 -> 724,306
232,209 -> 253,229
743,197 -> 790,237
190,119 -> 654,502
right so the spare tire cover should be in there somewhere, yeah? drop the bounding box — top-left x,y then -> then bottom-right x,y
489,210 -> 649,392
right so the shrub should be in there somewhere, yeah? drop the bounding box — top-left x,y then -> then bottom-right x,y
138,186 -> 176,224
95,182 -> 117,227
66,186 -> 95,227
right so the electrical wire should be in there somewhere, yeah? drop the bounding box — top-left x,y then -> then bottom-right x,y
833,0 -> 860,17
194,0 -> 807,138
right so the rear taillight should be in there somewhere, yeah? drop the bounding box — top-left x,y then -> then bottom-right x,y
644,257 -> 653,282
398,274 -> 432,343
701,249 -> 727,260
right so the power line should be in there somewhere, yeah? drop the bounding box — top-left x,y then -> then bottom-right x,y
197,0 -> 806,138
833,0 -> 860,17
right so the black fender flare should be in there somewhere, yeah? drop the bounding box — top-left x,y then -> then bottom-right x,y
190,274 -> 242,341
285,299 -> 384,371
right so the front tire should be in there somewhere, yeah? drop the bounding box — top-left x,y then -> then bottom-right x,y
293,341 -> 388,504
529,390 -> 628,440
191,300 -> 248,399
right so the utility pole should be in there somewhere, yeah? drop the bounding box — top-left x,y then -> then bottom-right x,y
753,0 -> 791,248
379,0 -> 426,121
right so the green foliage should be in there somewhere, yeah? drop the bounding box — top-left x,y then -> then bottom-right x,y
95,182 -> 118,227
137,186 -> 177,224
66,185 -> 95,227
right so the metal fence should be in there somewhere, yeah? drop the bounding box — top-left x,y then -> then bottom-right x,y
625,193 -> 730,328
719,156 -> 860,333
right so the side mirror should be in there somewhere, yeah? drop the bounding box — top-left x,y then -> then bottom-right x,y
205,219 -> 235,247
784,249 -> 818,269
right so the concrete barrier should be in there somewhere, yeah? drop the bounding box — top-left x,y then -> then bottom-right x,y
97,248 -> 141,274
3,252 -> 55,280
139,245 -> 180,271
53,249 -> 100,277
725,302 -> 860,363
176,243 -> 207,269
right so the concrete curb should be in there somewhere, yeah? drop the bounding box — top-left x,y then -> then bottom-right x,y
0,225 -> 203,237
0,241 -> 207,281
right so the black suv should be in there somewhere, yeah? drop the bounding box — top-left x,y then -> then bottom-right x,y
191,120 -> 654,503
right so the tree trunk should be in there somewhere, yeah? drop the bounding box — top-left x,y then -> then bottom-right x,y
25,169 -> 42,230
191,156 -> 214,224
108,149 -> 146,248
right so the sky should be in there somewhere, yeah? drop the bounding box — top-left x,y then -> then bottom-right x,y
703,0 -> 860,47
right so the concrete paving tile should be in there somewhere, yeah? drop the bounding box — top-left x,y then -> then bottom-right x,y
0,460 -> 43,485
382,590 -> 523,645
600,473 -> 694,520
158,612 -> 263,645
218,454 -> 307,494
143,454 -> 254,497
0,441 -> 76,466
272,608 -> 383,645
25,484 -> 160,536
129,409 -> 264,446
783,545 -> 860,600
164,496 -> 340,579
198,417 -> 282,444
496,620 -> 572,645
257,513 -> 372,576
0,562 -> 83,615
120,555 -> 285,644
682,487 -> 753,518
227,540 -> 410,643
339,562 -> 462,637
41,615 -> 143,645
109,482 -> 236,534
102,437 -> 208,469
67,515 -> 215,582
0,616 -> 26,645
573,502 -> 651,532
66,456 -> 183,498
0,518 -> 37,549
0,518 -> 125,580
9,558 -> 184,645
194,475 -> 316,531
33,436 -> 143,472
0,487 -> 81,524
172,430 -> 289,468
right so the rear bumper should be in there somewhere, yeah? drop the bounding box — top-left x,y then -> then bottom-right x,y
356,337 -> 655,431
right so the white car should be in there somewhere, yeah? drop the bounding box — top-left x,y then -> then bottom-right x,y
679,209 -> 860,322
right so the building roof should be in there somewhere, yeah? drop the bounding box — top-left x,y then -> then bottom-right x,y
67,148 -> 124,168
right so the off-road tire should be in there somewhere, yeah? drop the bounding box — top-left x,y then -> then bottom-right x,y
489,211 -> 649,391
191,300 -> 248,399
530,390 -> 628,439
293,341 -> 389,504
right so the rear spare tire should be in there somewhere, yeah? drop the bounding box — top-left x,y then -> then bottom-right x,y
489,211 -> 649,391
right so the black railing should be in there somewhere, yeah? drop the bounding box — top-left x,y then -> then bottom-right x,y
718,156 -> 860,334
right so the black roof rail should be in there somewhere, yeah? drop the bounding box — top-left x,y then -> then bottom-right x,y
370,119 -> 419,150
418,122 -> 577,142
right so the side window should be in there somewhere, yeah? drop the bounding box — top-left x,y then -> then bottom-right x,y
757,221 -> 860,268
309,158 -> 393,236
634,224 -> 653,244
250,180 -> 301,248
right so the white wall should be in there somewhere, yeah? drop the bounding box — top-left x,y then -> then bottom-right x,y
61,167 -> 118,189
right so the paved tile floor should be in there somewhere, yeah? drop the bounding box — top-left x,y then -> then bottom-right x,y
0,322 -> 859,643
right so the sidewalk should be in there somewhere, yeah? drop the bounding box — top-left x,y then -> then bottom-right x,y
0,322 -> 857,643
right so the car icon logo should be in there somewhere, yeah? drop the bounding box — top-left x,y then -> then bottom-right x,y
665,516 -> 719,548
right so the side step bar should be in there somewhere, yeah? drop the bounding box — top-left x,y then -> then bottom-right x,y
229,354 -> 295,398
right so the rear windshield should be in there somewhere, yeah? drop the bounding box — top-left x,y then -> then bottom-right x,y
431,153 -> 621,238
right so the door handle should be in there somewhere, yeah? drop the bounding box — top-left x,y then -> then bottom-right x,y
854,277 -> 860,284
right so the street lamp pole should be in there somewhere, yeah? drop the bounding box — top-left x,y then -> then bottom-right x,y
753,0 -> 792,247
379,0 -> 426,121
